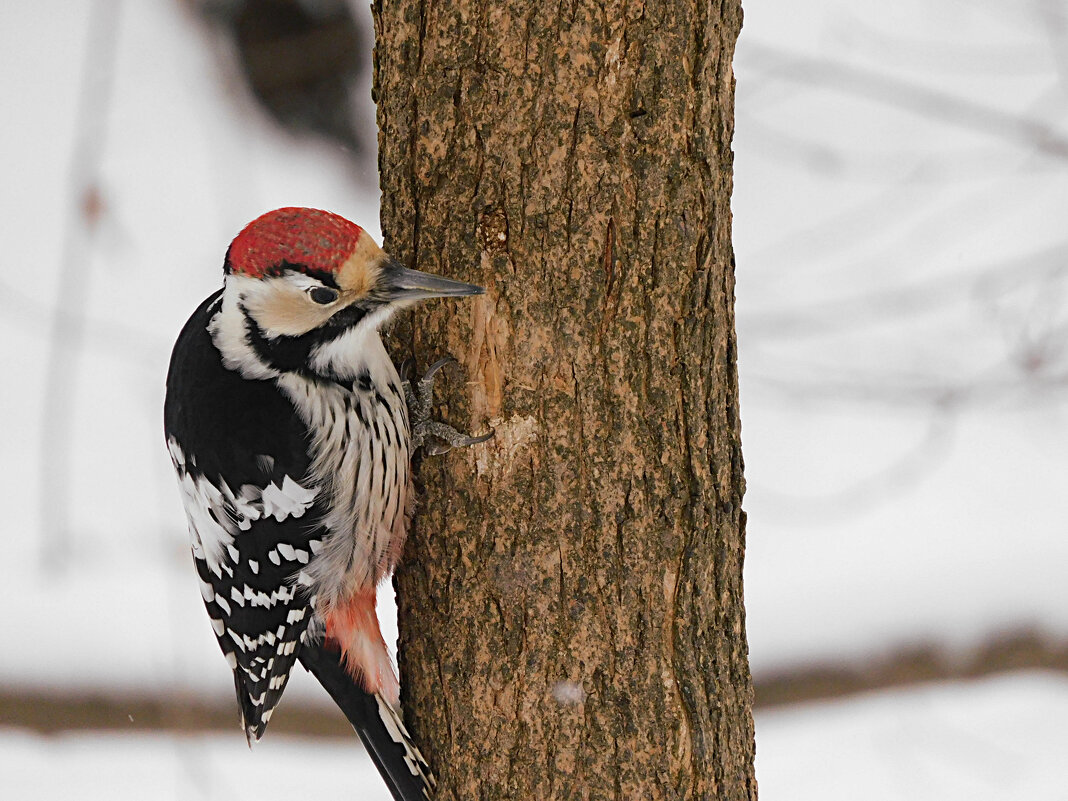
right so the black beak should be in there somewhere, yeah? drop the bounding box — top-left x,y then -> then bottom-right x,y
381,259 -> 484,302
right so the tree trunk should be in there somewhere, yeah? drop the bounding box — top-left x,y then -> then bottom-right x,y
372,1 -> 753,799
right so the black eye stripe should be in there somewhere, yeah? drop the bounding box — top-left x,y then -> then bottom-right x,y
308,286 -> 339,305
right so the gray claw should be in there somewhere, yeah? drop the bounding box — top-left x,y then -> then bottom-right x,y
404,357 -> 493,455
420,423 -> 494,455
423,357 -> 456,382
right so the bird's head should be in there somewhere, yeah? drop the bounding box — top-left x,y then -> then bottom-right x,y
225,207 -> 482,337
214,207 -> 483,376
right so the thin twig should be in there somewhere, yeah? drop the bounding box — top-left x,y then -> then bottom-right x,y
39,0 -> 123,572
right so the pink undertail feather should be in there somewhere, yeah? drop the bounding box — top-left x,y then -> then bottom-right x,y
323,587 -> 400,706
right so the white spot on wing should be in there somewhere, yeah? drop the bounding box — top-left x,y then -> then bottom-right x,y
261,476 -> 317,522
167,438 -> 319,585
172,458 -> 235,577
167,438 -> 186,468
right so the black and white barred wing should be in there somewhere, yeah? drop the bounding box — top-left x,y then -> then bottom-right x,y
168,438 -> 324,742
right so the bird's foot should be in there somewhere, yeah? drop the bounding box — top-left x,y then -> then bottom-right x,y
402,357 -> 494,456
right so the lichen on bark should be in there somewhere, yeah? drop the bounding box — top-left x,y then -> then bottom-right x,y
372,0 -> 754,798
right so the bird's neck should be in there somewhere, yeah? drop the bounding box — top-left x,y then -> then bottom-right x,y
208,285 -> 396,384
305,322 -> 396,384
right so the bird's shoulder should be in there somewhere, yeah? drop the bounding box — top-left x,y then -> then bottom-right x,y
164,290 -> 311,485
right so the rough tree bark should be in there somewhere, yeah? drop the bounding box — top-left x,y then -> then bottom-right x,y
372,1 -> 753,799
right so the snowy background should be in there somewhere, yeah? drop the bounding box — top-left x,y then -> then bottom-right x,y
2,0 -> 1066,798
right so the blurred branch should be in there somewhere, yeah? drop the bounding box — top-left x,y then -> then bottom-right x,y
3,629 -> 1064,735
39,0 -> 122,573
836,9 -> 1055,76
0,688 -> 350,738
0,276 -> 167,368
738,14 -> 1068,417
748,410 -> 954,523
739,116 -> 1024,182
744,242 -> 1068,339
744,41 -> 1068,160
756,627 -> 1068,709
742,237 -> 1068,407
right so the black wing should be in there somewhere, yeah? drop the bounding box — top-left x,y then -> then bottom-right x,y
165,291 -> 324,741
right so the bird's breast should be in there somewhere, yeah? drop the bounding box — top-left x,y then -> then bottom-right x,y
276,360 -> 411,605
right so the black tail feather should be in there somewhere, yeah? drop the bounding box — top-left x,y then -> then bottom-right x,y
299,642 -> 435,801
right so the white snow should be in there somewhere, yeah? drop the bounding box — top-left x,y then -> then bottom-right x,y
0,0 -> 1066,794
0,729 -> 392,801
755,671 -> 1068,799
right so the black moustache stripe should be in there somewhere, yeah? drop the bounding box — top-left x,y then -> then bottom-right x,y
240,302 -> 373,377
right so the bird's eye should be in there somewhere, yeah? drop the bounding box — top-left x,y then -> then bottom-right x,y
308,286 -> 339,305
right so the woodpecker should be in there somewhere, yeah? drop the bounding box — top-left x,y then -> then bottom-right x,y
164,207 -> 487,801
